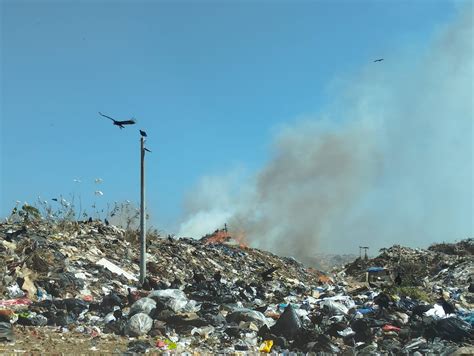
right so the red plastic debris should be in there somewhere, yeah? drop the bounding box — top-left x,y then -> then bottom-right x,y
0,297 -> 32,307
383,324 -> 401,332
156,340 -> 166,348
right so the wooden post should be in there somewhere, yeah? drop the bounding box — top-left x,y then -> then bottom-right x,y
139,136 -> 146,285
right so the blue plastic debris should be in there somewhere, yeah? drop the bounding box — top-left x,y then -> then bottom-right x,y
357,307 -> 375,315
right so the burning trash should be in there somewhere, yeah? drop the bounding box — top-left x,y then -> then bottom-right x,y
0,219 -> 473,353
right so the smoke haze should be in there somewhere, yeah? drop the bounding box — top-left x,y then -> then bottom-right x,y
178,10 -> 473,262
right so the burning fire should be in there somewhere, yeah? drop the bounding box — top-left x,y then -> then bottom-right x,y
202,229 -> 231,244
201,228 -> 248,248
233,230 -> 248,248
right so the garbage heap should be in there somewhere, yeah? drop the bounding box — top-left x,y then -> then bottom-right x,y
343,240 -> 474,291
1,220 -> 473,354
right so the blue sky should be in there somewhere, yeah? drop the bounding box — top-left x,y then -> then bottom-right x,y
0,0 -> 465,236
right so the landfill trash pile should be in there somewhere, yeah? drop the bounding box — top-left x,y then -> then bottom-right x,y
428,239 -> 474,256
1,220 -> 473,354
344,240 -> 473,289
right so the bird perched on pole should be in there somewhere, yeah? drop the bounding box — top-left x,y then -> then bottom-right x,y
139,129 -> 147,137
99,112 -> 136,129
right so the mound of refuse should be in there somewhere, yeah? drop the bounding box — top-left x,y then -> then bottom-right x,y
1,220 -> 473,354
343,240 -> 473,291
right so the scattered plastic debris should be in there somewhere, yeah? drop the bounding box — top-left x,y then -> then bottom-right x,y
0,220 -> 472,353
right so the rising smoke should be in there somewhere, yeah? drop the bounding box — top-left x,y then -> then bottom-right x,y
178,10 -> 473,262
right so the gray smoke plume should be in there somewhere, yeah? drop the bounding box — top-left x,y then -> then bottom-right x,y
178,11 -> 473,262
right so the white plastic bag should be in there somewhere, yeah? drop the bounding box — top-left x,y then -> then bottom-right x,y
130,297 -> 156,316
126,313 -> 153,336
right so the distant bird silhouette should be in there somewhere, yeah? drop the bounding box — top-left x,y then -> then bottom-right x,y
411,304 -> 433,319
104,218 -> 109,226
438,297 -> 455,315
139,130 -> 147,137
99,112 -> 136,129
51,198 -> 58,202
374,58 -> 384,62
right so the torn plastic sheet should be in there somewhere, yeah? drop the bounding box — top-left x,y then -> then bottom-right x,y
96,258 -> 138,281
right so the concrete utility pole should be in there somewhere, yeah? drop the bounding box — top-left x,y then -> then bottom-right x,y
139,136 -> 146,285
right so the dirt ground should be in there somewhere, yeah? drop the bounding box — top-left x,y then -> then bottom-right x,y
0,326 -> 131,354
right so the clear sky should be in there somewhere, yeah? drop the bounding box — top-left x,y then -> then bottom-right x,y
0,1 -> 470,249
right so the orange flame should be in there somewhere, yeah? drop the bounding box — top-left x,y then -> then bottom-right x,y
202,229 -> 231,245
202,229 -> 248,248
233,230 -> 248,248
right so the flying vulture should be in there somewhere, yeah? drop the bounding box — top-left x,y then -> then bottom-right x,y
374,58 -> 384,62
99,112 -> 136,129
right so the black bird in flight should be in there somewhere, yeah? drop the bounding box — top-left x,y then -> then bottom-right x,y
139,129 -> 147,137
374,58 -> 384,62
99,112 -> 136,129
